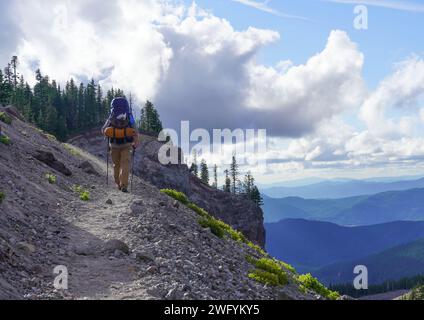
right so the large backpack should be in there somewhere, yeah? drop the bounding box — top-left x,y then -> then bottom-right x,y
110,97 -> 132,129
108,97 -> 135,144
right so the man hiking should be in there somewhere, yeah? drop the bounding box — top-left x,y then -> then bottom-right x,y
102,97 -> 139,193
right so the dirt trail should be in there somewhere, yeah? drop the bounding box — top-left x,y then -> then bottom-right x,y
53,150 -> 153,300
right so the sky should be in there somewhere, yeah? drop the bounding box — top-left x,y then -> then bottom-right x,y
1,0 -> 424,184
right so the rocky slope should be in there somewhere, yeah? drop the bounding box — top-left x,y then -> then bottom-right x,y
69,129 -> 266,247
0,106 -> 319,300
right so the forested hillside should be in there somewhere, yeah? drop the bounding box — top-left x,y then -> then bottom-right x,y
0,56 -> 125,140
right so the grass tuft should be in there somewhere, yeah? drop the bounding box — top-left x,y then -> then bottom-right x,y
73,185 -> 91,201
63,143 -> 81,156
0,192 -> 5,204
45,173 -> 56,184
0,135 -> 11,145
45,133 -> 58,142
160,189 -> 190,205
0,112 -> 12,125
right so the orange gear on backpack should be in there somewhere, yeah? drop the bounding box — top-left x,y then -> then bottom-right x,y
104,127 -> 136,139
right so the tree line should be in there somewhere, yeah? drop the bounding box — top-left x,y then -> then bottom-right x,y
190,152 -> 263,207
329,274 -> 424,298
0,56 -> 164,140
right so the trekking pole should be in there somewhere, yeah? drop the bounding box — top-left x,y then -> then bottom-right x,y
106,139 -> 110,186
131,146 -> 135,193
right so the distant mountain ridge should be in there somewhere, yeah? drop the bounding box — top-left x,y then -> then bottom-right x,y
263,188 -> 424,226
265,219 -> 424,273
315,238 -> 424,285
262,178 -> 424,199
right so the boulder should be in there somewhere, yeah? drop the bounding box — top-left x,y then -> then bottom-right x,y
16,242 -> 36,255
134,249 -> 155,262
104,239 -> 130,255
34,150 -> 72,176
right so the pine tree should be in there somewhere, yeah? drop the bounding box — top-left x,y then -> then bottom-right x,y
0,70 -> 5,104
65,79 -> 78,130
242,172 -> 255,198
223,169 -> 231,192
4,63 -> 12,85
56,116 -> 67,141
77,82 -> 85,129
250,186 -> 263,206
200,160 -> 209,185
35,69 -> 42,82
139,100 -> 163,134
189,150 -> 199,177
11,56 -> 18,90
84,79 -> 97,127
12,75 -> 26,113
32,70 -> 50,128
0,67 -> 13,105
22,83 -> 33,121
96,84 -> 105,122
212,165 -> 218,189
230,155 -> 239,194
45,105 -> 58,134
240,171 -> 263,207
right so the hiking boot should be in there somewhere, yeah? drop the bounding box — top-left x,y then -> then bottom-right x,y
121,187 -> 129,193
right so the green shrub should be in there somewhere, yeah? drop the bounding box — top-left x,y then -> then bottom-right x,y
227,228 -> 248,243
0,112 -> 12,125
187,203 -> 209,218
73,185 -> 90,201
0,135 -> 11,145
198,217 -> 226,238
279,261 -> 297,274
160,189 -> 190,205
197,211 -> 247,242
79,191 -> 90,201
45,173 -> 56,184
0,192 -> 5,204
246,256 -> 288,286
255,258 -> 284,275
297,273 -> 340,300
249,269 -> 282,286
189,204 -> 248,242
246,241 -> 267,257
163,189 -> 253,247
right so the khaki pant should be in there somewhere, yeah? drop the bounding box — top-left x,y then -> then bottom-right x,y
110,144 -> 132,189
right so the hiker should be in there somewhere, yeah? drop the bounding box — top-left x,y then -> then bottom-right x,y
102,97 -> 139,193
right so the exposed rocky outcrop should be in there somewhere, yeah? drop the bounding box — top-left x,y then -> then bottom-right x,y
34,150 -> 72,176
189,176 -> 266,247
69,131 -> 266,247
